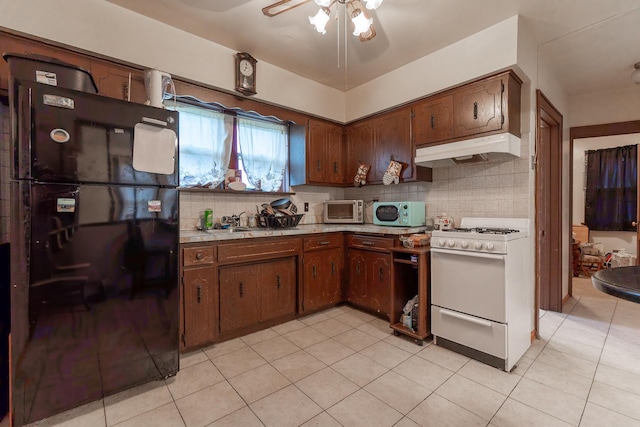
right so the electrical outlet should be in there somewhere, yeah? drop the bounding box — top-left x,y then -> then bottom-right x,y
304,202 -> 309,212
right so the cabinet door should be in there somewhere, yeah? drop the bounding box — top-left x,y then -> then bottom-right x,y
347,249 -> 369,307
182,265 -> 217,349
307,119 -> 328,183
375,108 -> 413,182
90,62 -> 147,103
303,252 -> 323,312
307,119 -> 344,185
261,257 -> 297,321
219,264 -> 261,334
453,77 -> 503,138
413,95 -> 454,146
323,247 -> 343,306
346,120 -> 376,185
368,253 -> 391,316
326,123 -> 344,184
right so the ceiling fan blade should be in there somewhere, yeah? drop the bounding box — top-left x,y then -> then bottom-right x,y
262,0 -> 313,17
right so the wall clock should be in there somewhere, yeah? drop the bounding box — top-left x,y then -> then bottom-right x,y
235,52 -> 257,96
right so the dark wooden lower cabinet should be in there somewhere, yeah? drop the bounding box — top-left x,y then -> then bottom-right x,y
180,233 -> 399,349
219,264 -> 261,334
182,266 -> 217,348
347,248 -> 391,316
302,233 -> 344,313
219,256 -> 298,336
347,249 -> 369,307
303,247 -> 343,312
181,245 -> 217,350
262,257 -> 297,321
346,234 -> 394,317
368,253 -> 391,315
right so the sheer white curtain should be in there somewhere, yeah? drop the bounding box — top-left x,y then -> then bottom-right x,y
237,118 -> 287,192
174,103 -> 233,187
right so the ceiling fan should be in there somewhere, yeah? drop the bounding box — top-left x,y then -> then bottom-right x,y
262,0 -> 383,42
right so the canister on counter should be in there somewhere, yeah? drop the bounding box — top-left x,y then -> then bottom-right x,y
204,208 -> 213,229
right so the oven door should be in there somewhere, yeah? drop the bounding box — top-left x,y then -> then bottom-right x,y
431,248 -> 507,323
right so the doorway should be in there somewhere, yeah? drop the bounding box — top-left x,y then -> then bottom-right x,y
536,90 -> 563,323
568,121 -> 640,295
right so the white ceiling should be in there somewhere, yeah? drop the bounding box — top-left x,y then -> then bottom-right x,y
106,0 -> 640,95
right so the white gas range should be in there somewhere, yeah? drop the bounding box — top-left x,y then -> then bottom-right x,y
430,217 -> 532,371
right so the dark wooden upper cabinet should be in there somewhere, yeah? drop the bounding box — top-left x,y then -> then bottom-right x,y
413,94 -> 454,146
290,119 -> 344,186
453,77 -> 503,138
374,107 -> 413,182
346,119 -> 376,184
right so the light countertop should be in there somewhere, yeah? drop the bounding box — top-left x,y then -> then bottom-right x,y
180,223 -> 431,243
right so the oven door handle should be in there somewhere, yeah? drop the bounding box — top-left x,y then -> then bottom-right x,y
440,308 -> 493,327
431,247 -> 506,261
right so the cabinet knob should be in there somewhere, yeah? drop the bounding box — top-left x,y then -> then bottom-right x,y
473,102 -> 478,120
430,114 -> 435,129
379,266 -> 384,282
196,252 -> 204,260
239,281 -> 244,297
333,162 -> 338,173
312,265 -> 316,278
197,284 -> 202,303
277,274 -> 281,289
331,262 -> 335,276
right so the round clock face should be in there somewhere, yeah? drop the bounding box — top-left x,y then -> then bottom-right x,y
239,59 -> 254,77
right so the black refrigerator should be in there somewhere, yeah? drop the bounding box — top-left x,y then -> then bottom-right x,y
9,80 -> 180,426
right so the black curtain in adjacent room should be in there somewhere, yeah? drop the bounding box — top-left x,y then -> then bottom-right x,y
585,144 -> 637,231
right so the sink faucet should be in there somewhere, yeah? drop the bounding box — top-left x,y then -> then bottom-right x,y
222,212 -> 245,227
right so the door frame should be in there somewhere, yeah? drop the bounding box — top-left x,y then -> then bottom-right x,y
568,120 -> 640,295
535,91 -> 564,325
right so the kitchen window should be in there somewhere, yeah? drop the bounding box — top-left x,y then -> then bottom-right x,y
172,101 -> 289,191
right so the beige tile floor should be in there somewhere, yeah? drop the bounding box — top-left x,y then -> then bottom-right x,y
8,276 -> 640,427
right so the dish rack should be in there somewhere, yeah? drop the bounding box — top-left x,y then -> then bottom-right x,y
257,213 -> 304,229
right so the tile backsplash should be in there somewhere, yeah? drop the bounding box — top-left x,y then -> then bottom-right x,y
180,136 -> 531,231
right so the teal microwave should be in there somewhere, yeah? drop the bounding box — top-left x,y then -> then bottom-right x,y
373,201 -> 426,227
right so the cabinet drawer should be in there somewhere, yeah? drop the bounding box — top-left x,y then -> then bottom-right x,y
218,237 -> 302,264
183,246 -> 215,267
303,233 -> 342,251
348,234 -> 395,251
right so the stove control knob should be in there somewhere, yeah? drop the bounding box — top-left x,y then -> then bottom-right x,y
447,240 -> 455,248
486,242 -> 495,251
474,241 -> 483,250
461,241 -> 469,249
439,239 -> 446,246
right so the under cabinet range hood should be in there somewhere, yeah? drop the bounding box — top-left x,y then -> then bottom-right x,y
415,132 -> 521,168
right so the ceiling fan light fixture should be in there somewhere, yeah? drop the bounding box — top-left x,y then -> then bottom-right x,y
363,0 -> 383,10
309,7 -> 331,34
632,62 -> 640,85
313,0 -> 332,6
348,2 -> 373,36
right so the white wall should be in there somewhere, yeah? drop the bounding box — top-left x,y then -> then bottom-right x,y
570,85 -> 640,127
0,0 -> 347,122
346,16 -> 520,122
573,134 -> 640,254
